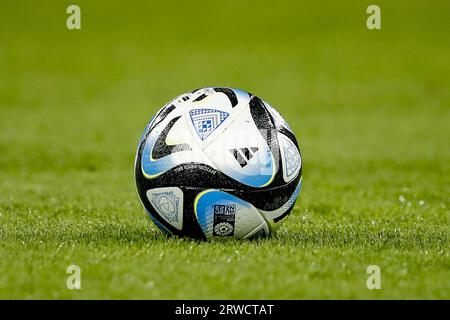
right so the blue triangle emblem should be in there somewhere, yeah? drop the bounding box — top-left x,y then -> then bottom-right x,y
189,109 -> 229,140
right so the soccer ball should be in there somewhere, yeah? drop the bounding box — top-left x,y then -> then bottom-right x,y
135,87 -> 302,240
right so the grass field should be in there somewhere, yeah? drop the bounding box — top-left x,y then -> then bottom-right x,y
0,0 -> 449,299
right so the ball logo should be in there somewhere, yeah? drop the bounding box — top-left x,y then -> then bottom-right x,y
147,187 -> 184,230
229,147 -> 259,168
214,204 -> 236,215
278,133 -> 301,182
214,222 -> 234,236
189,109 -> 229,141
284,141 -> 301,177
213,204 -> 236,237
151,192 -> 179,223
157,194 -> 176,216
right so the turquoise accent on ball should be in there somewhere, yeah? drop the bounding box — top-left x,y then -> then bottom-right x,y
195,190 -> 251,234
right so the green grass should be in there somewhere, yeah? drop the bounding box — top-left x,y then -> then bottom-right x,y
0,0 -> 449,299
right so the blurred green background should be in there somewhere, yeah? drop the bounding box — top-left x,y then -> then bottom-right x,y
0,0 -> 449,299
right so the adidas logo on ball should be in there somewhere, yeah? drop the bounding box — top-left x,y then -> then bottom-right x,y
229,147 -> 259,168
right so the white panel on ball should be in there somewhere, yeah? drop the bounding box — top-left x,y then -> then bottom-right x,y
146,187 -> 184,230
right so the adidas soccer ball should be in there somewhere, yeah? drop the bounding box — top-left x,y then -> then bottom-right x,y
135,87 -> 302,240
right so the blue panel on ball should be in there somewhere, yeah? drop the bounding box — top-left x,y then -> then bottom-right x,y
195,189 -> 261,238
226,148 -> 274,188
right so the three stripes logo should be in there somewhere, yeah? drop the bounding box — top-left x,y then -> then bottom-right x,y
229,147 -> 259,167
